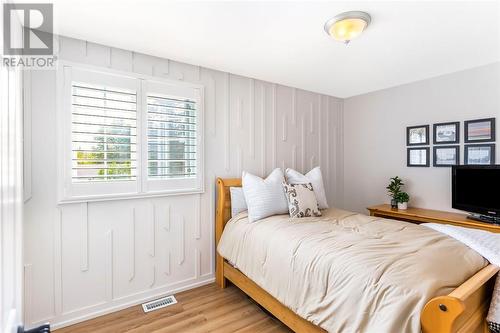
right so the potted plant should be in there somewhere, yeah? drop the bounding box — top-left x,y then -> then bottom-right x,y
395,192 -> 410,210
386,176 -> 404,208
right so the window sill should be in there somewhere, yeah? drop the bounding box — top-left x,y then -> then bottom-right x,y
58,188 -> 204,205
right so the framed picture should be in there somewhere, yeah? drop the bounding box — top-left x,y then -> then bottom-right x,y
407,125 -> 429,146
407,147 -> 430,167
433,146 -> 459,167
464,118 -> 495,143
433,122 -> 459,144
464,144 -> 496,165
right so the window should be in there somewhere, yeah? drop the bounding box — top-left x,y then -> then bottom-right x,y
60,66 -> 203,202
147,94 -> 196,179
141,80 -> 202,193
71,83 -> 137,182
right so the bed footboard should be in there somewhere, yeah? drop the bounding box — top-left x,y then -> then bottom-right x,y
421,264 -> 498,333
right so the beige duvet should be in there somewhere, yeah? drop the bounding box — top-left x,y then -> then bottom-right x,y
217,208 -> 488,333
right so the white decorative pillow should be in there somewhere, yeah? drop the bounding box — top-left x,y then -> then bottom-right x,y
283,183 -> 322,218
285,167 -> 329,209
229,187 -> 247,217
242,168 -> 288,222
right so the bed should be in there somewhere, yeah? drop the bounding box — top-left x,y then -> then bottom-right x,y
215,178 -> 499,333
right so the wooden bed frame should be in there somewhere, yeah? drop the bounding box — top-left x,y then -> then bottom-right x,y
214,178 -> 499,333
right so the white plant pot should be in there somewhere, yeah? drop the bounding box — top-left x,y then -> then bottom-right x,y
397,202 -> 408,210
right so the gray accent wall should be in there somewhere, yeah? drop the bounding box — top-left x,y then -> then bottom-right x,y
343,62 -> 500,213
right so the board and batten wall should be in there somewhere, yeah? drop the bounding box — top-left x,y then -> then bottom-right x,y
23,36 -> 344,329
343,62 -> 500,214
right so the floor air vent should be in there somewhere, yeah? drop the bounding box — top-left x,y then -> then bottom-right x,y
142,295 -> 177,313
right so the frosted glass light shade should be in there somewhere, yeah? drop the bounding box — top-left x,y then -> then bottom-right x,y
324,11 -> 371,44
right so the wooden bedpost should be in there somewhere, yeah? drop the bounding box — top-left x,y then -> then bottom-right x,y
421,296 -> 465,333
215,178 -> 227,288
215,177 -> 242,289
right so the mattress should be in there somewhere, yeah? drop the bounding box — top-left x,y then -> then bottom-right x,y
217,208 -> 488,333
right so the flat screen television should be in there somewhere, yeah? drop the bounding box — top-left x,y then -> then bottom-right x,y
452,165 -> 500,224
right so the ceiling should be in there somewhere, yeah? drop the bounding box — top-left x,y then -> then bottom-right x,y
40,1 -> 500,97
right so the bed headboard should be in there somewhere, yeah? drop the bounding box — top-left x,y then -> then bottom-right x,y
215,177 -> 241,236
215,177 -> 241,287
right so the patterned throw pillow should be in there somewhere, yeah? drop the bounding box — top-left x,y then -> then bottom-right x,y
285,167 -> 329,209
282,182 -> 322,218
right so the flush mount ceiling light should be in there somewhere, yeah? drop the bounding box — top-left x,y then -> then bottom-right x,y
324,11 -> 371,44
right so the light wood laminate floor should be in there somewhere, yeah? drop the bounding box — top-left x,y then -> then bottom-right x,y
55,283 -> 292,333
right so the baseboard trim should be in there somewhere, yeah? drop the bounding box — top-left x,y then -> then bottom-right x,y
31,276 -> 214,330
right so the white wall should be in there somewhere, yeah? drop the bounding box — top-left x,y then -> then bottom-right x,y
0,66 -> 24,333
24,36 -> 344,329
343,62 -> 500,214
0,8 -> 24,333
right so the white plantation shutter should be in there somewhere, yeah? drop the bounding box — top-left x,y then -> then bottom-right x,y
142,80 -> 203,193
71,83 -> 137,182
147,94 -> 197,179
62,67 -> 142,200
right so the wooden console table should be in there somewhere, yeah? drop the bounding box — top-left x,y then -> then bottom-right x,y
367,204 -> 500,233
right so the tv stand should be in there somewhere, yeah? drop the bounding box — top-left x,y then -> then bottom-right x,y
467,213 -> 500,225
367,204 -> 500,233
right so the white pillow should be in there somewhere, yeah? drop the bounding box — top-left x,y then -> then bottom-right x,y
229,187 -> 247,217
242,168 -> 288,222
285,167 -> 329,209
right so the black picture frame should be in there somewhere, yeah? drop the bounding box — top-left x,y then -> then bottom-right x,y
464,118 -> 496,143
407,147 -> 430,167
433,145 -> 459,167
433,121 -> 460,144
464,144 -> 496,165
406,125 -> 429,146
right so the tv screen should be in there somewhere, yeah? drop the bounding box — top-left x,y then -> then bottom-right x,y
452,165 -> 500,217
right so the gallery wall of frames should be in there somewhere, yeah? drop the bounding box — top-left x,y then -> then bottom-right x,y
406,118 -> 496,167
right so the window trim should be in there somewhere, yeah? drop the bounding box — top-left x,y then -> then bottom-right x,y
57,62 -> 204,204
